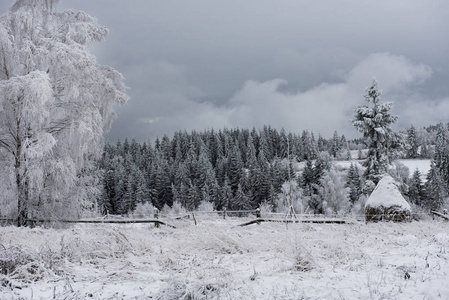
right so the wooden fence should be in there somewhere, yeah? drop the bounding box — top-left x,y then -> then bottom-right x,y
1,210 -> 447,228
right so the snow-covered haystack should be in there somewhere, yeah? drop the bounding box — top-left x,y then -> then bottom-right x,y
365,175 -> 412,222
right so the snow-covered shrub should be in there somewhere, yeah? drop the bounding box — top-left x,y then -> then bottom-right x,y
409,203 -> 433,221
349,194 -> 368,218
0,243 -> 66,282
275,181 -> 307,214
288,229 -> 315,272
130,202 -> 155,218
161,201 -> 186,217
197,201 -> 214,212
156,278 -> 224,300
0,246 -> 31,277
259,201 -> 273,217
318,167 -> 350,217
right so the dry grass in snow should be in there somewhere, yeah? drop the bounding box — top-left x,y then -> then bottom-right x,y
1,218 -> 448,299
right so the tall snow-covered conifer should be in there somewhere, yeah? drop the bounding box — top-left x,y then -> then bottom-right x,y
0,0 -> 128,226
352,80 -> 399,184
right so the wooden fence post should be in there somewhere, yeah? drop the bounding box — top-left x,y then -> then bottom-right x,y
256,208 -> 261,225
154,208 -> 160,228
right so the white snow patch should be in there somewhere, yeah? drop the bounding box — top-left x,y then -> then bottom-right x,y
334,160 -> 364,171
397,159 -> 431,178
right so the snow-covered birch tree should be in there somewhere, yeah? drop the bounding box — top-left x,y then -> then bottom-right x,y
352,80 -> 399,184
0,0 -> 128,226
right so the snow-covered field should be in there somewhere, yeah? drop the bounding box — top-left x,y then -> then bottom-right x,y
1,218 -> 449,299
397,159 -> 432,178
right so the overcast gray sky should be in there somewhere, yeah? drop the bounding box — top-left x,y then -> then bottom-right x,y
2,0 -> 449,142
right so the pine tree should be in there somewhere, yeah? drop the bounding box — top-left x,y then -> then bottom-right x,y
408,168 -> 424,206
186,181 -> 200,210
330,131 -> 341,158
300,154 -> 330,214
317,134 -> 328,153
301,130 -> 318,160
249,161 -> 270,206
228,144 -> 244,193
346,163 -> 362,204
406,124 -> 420,159
221,177 -> 233,210
232,184 -> 251,210
433,123 -> 449,184
425,161 -> 447,210
357,145 -> 363,160
352,80 -> 400,184
301,159 -> 315,190
279,128 -> 289,159
245,134 -> 258,169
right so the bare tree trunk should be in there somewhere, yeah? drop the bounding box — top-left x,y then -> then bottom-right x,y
15,129 -> 29,227
16,166 -> 29,227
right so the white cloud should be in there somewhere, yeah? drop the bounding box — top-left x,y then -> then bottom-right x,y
108,52 -> 440,141
219,53 -> 434,137
346,53 -> 432,93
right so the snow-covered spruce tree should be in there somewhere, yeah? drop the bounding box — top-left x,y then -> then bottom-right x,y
346,163 -> 362,204
425,160 -> 447,210
0,0 -> 128,226
330,131 -> 341,158
407,168 -> 425,206
433,122 -> 449,185
352,80 -> 400,184
406,124 -> 420,159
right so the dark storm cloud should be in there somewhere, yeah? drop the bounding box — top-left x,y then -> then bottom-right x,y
2,0 -> 449,141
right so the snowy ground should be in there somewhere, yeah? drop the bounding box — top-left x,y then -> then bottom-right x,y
397,159 -> 432,178
333,159 -> 431,179
298,156 -> 431,179
1,217 -> 448,299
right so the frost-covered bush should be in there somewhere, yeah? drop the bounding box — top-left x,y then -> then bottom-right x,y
349,194 -> 368,218
259,201 -> 273,217
161,201 -> 186,217
409,203 -> 433,221
287,229 -> 315,272
156,278 -> 224,300
318,167 -> 350,217
275,181 -> 307,214
130,202 -> 155,218
197,201 -> 214,212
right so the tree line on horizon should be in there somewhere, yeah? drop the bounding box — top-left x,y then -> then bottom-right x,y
98,122 -> 446,216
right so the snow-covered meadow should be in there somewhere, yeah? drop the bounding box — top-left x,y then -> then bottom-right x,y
1,217 -> 448,299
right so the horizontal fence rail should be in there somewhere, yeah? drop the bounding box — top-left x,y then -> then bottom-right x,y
1,210 -> 447,228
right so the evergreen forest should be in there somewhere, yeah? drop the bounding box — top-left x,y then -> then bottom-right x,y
98,123 -> 447,216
